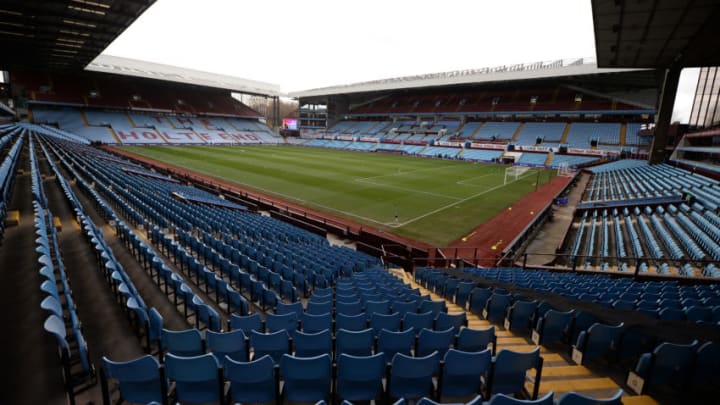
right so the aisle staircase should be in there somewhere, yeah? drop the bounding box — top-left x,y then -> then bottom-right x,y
469,122 -> 485,140
392,270 -> 659,404
511,123 -> 525,142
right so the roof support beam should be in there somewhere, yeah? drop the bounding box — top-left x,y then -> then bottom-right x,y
649,66 -> 681,164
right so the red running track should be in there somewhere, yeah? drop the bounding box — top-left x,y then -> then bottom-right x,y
445,174 -> 573,260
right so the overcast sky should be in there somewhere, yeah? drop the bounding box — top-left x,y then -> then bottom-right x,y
102,0 -> 699,122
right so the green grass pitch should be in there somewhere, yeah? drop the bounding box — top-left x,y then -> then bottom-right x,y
119,145 -> 554,246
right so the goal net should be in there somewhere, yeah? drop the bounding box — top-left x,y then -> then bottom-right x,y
504,165 -> 530,184
557,162 -> 573,177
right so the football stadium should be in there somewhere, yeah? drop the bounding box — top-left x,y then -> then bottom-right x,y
1,1 -> 719,404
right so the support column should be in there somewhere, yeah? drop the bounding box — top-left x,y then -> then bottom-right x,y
271,96 -> 280,131
649,66 -> 682,164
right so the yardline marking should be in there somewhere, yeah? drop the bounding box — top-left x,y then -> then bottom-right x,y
384,169 -> 539,228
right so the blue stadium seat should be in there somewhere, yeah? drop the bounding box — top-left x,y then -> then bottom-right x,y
206,329 -> 248,367
488,348 -> 543,399
100,355 -> 165,405
555,389 -> 623,405
279,354 -> 333,403
388,352 -> 440,401
293,329 -> 333,358
378,328 -> 416,364
628,340 -> 698,394
336,328 -> 375,357
164,353 -> 224,404
336,353 -> 386,402
225,355 -> 278,404
438,348 -> 491,399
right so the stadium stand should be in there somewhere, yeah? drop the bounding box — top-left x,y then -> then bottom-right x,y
2,4 -> 716,403
563,160 -> 720,276
30,107 -> 280,145
14,71 -> 261,117
1,119 -> 715,404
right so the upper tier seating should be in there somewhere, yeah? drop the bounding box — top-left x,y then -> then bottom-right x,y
474,122 -> 520,141
32,108 -> 279,145
514,123 -> 567,146
565,123 -> 621,148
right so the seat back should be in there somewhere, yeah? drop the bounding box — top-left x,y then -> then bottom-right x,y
160,328 -> 204,357
469,287 -> 493,313
293,329 -> 333,358
306,300 -> 333,315
371,312 -> 401,336
365,300 -> 391,318
230,313 -> 264,334
417,328 -> 455,357
435,311 -> 466,333
165,353 -> 222,404
337,300 -> 362,316
455,282 -> 476,307
336,353 -> 386,401
489,348 -> 541,397
389,351 -> 440,400
488,392 -> 554,405
250,329 -> 290,363
535,309 -> 573,344
694,341 -> 720,386
336,313 -> 368,331
485,293 -> 512,321
403,311 -> 434,333
101,355 -> 164,405
276,301 -> 304,318
225,355 -> 277,403
392,301 -> 419,317
440,348 -> 491,398
578,323 -> 623,362
569,311 -> 599,343
506,300 -> 537,331
301,312 -> 333,333
457,326 -> 496,353
644,340 -> 698,386
378,328 -> 416,364
279,354 -> 332,403
266,312 -> 298,334
555,388 -> 623,405
206,329 -> 248,367
336,328 -> 375,357
418,300 -> 446,317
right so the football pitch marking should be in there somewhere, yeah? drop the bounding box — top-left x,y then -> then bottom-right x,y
204,172 -> 394,227
455,170 -> 503,186
385,168 -> 539,228
353,164 -> 459,182
353,163 -> 499,200
124,146 -> 540,236
354,177 -> 463,201
187,161 -> 537,230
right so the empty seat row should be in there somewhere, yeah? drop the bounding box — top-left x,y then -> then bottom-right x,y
102,340 -> 543,405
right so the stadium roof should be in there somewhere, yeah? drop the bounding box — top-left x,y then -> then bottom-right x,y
87,55 -> 282,97
0,0 -> 155,71
593,0 -> 720,68
289,57 -> 650,99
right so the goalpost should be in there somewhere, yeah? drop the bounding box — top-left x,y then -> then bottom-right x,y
557,161 -> 573,177
504,165 -> 530,184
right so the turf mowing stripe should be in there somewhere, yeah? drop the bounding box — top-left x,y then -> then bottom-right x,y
392,169 -> 538,228
118,145 -> 549,246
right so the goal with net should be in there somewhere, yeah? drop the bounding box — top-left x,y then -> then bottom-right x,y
557,161 -> 573,177
504,165 -> 530,184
